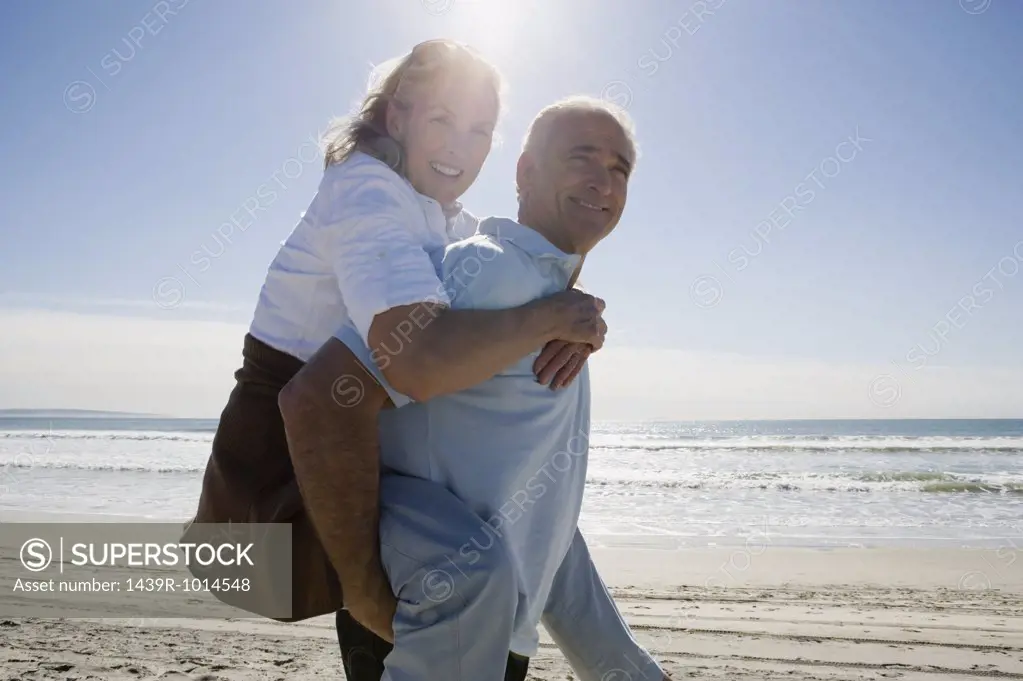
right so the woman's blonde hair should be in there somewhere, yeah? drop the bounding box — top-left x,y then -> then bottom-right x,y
322,39 -> 504,175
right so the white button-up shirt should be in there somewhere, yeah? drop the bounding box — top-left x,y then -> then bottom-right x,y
248,151 -> 478,361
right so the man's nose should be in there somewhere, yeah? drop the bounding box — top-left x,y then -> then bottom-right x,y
587,166 -> 613,196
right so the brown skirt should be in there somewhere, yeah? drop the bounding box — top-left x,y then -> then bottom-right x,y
182,333 -> 342,622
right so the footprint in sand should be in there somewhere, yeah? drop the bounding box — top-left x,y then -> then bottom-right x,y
110,663 -> 146,675
42,663 -> 74,673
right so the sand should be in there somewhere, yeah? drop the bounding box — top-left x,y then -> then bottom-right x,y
2,539 -> 1022,680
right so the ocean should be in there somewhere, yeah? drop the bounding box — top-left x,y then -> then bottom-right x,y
1,416 -> 1021,549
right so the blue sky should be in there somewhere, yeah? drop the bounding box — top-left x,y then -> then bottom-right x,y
1,0 -> 1021,419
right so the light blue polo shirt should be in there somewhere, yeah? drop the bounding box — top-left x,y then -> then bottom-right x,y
336,217 -> 591,656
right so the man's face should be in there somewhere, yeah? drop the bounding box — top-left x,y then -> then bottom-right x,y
517,109 -> 633,254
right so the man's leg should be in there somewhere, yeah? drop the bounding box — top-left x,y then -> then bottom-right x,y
541,529 -> 664,681
337,608 -> 392,680
337,612 -> 529,681
504,652 -> 530,681
336,525 -> 657,681
346,473 -> 519,681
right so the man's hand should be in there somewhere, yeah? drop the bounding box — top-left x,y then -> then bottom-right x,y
542,289 -> 607,350
533,284 -> 604,388
344,574 -> 398,644
533,340 -> 592,389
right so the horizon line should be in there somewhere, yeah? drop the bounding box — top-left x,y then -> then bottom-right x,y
2,408 -> 1022,423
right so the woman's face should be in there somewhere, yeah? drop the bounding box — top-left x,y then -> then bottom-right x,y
389,70 -> 498,207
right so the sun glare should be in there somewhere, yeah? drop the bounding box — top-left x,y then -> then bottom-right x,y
451,0 -> 530,47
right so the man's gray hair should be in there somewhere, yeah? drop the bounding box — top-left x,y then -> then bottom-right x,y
520,95 -> 639,164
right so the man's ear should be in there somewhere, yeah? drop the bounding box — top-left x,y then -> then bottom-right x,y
515,151 -> 534,200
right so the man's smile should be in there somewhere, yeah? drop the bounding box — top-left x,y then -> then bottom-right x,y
568,197 -> 608,212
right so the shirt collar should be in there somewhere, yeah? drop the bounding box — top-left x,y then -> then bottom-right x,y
418,194 -> 464,232
441,199 -> 463,219
478,217 -> 583,271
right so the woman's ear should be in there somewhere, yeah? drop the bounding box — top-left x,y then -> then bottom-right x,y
385,100 -> 405,141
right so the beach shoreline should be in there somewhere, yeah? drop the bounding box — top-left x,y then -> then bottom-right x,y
2,540 -> 1021,680
3,415 -> 1022,678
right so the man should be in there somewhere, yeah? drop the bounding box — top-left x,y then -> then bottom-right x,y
281,96 -> 666,681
